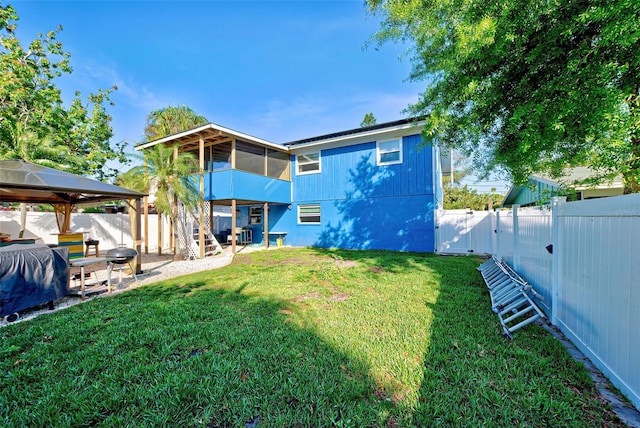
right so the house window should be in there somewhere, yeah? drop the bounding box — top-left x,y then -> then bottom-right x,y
298,204 -> 321,224
296,152 -> 321,175
377,138 -> 402,166
250,207 -> 262,224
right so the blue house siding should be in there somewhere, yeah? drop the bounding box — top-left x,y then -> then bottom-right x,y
204,170 -> 291,204
276,133 -> 437,252
293,134 -> 432,202
268,196 -> 436,252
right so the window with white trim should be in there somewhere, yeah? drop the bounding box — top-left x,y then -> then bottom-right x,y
249,207 -> 262,224
377,138 -> 402,166
298,204 -> 321,224
296,152 -> 321,175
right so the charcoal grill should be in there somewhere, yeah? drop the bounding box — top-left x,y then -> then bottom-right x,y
106,247 -> 138,286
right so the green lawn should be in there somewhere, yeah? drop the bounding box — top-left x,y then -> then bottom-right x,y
0,248 -> 622,427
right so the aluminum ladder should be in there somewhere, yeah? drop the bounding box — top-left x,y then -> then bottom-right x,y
477,256 -> 546,339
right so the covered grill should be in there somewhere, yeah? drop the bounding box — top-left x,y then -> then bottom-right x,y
106,247 -> 138,264
106,247 -> 138,286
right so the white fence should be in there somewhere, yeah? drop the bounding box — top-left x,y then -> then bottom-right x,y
436,209 -> 495,255
0,211 -> 172,253
436,194 -> 640,410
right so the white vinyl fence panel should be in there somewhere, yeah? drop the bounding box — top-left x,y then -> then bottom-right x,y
437,194 -> 640,410
436,209 -> 494,255
0,211 -> 172,253
499,207 -> 553,314
554,195 -> 640,411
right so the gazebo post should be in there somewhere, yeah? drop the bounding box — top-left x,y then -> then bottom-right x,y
135,197 -> 143,274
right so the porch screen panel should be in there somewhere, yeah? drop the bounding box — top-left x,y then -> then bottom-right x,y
212,142 -> 231,171
204,145 -> 212,171
267,149 -> 290,180
236,140 -> 265,175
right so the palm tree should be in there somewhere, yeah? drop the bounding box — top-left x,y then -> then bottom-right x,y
120,144 -> 200,261
144,105 -> 208,141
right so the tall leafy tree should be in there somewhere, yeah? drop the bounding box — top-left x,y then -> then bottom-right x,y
0,4 -> 126,179
444,185 -> 503,210
367,0 -> 640,193
144,105 -> 208,142
121,145 -> 200,261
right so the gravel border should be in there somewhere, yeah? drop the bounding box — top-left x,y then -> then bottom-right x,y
1,245 -> 271,326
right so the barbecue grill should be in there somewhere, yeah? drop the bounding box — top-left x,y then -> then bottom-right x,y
106,247 -> 138,286
106,247 -> 137,264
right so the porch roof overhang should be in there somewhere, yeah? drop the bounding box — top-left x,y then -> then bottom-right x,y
135,123 -> 288,153
209,199 -> 289,207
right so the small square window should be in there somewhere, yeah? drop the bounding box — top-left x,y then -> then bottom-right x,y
296,152 -> 321,175
377,139 -> 402,166
298,204 -> 321,224
249,207 -> 262,224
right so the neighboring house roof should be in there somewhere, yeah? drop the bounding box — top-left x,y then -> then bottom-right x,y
284,118 -> 426,151
135,122 -> 288,152
502,167 -> 624,207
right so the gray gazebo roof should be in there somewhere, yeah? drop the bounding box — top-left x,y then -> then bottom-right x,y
0,159 -> 146,204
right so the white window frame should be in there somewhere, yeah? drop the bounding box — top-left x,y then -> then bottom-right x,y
297,204 -> 321,224
377,138 -> 403,166
249,207 -> 262,225
296,152 -> 321,175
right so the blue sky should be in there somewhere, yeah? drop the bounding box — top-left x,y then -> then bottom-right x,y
12,0 -> 508,192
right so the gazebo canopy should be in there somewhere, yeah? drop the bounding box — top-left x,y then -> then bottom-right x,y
0,159 -> 146,204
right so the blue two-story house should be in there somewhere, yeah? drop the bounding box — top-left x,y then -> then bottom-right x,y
136,118 -> 443,256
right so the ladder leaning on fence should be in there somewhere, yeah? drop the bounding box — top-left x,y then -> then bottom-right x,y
477,256 -> 546,339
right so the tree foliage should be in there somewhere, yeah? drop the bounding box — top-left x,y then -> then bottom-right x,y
144,105 -> 208,142
360,112 -> 377,127
119,144 -> 200,260
0,4 -> 125,179
444,185 -> 503,210
367,0 -> 640,192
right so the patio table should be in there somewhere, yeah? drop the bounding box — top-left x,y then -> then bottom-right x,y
69,257 -> 113,297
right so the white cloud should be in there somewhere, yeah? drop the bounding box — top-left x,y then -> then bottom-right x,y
250,89 -> 421,143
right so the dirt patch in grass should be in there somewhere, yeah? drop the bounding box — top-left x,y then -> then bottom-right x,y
335,259 -> 359,268
292,291 -> 322,303
368,266 -> 385,274
329,293 -> 349,302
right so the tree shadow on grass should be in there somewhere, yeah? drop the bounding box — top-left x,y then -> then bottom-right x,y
2,248 -> 618,427
303,248 -> 626,427
0,276 -> 397,426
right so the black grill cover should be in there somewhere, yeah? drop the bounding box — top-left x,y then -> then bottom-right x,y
0,244 -> 70,317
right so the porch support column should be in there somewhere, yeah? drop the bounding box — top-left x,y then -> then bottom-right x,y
231,199 -> 237,254
143,156 -> 149,255
263,202 -> 269,249
209,202 -> 214,248
143,196 -> 149,254
199,135 -> 205,259
157,212 -> 163,255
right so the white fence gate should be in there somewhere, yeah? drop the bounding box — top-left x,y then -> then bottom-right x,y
437,194 -> 640,411
436,209 -> 495,255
